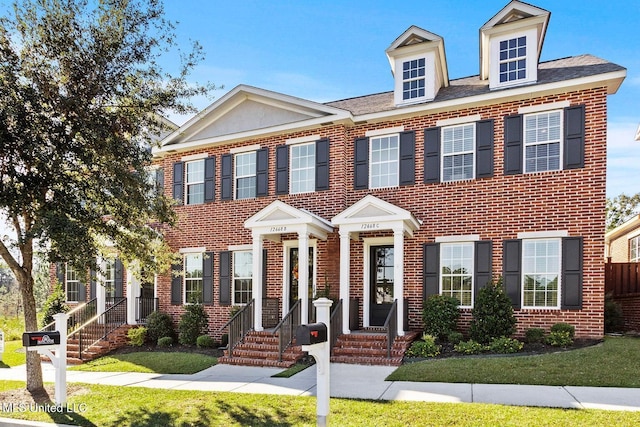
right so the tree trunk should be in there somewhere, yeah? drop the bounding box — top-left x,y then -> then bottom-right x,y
19,273 -> 44,393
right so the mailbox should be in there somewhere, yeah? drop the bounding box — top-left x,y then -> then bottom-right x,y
23,331 -> 61,349
296,323 -> 327,345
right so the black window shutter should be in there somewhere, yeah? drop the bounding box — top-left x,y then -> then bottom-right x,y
155,167 -> 164,194
219,251 -> 231,306
354,137 -> 369,189
171,260 -> 183,305
262,249 -> 268,297
562,237 -> 583,309
399,131 -> 415,186
424,127 -> 441,183
256,148 -> 269,197
204,156 -> 216,202
476,120 -> 494,178
275,145 -> 289,195
90,266 -> 97,300
503,239 -> 522,308
114,258 -> 124,298
504,115 -> 523,175
203,251 -> 214,305
315,138 -> 330,191
78,275 -> 87,302
564,105 -> 585,170
423,243 -> 440,300
172,162 -> 184,203
56,263 -> 65,285
474,240 -> 493,300
220,154 -> 232,200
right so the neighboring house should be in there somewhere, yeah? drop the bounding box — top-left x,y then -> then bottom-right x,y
606,215 -> 640,263
54,1 -> 626,343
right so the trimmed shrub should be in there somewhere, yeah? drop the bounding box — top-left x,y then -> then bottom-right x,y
146,311 -> 175,343
469,277 -> 516,344
546,330 -> 573,347
405,334 -> 441,358
196,335 -> 215,348
157,336 -> 173,347
454,339 -> 486,355
524,328 -> 546,344
40,283 -> 70,328
488,336 -> 523,354
422,295 -> 460,340
604,293 -> 624,333
447,331 -> 464,345
127,327 -> 147,346
178,303 -> 209,345
550,322 -> 575,339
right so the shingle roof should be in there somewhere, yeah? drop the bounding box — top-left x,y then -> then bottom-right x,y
324,54 -> 625,116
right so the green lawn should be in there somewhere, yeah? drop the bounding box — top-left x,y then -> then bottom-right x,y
0,315 -> 25,340
388,336 -> 640,387
0,340 -> 26,368
69,352 -> 217,374
0,381 -> 639,426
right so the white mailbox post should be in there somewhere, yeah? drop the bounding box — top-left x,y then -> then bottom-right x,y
0,330 -> 4,362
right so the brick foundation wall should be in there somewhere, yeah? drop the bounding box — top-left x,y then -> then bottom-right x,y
614,295 -> 640,331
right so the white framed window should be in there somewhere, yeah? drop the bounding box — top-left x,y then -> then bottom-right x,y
104,260 -> 115,300
440,242 -> 474,308
66,266 -> 80,302
184,253 -> 203,304
235,151 -> 257,200
489,29 -> 537,90
290,142 -> 315,194
499,36 -> 527,84
233,251 -> 253,305
370,134 -> 399,189
524,110 -> 562,173
402,57 -> 426,101
630,236 -> 640,262
185,159 -> 205,205
522,238 -> 561,308
442,123 -> 475,182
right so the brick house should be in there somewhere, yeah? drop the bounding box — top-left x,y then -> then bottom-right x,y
54,1 -> 626,352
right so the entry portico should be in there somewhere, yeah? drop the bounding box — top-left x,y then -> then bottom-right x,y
244,200 -> 334,331
332,195 -> 421,336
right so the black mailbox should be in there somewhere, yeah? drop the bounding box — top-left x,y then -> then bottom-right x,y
23,331 -> 61,348
296,323 -> 327,345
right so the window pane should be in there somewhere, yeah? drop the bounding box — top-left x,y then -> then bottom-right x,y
522,239 -> 560,307
440,242 -> 474,306
290,143 -> 315,194
442,124 -> 475,182
370,135 -> 399,189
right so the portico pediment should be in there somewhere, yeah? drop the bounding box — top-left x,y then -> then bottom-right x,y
245,200 -> 333,240
332,195 -> 421,236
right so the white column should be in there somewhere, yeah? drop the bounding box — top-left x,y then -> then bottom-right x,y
96,257 -> 106,317
339,230 -> 351,335
393,227 -> 405,337
53,313 -> 67,405
252,232 -> 264,331
298,232 -> 310,324
126,269 -> 139,325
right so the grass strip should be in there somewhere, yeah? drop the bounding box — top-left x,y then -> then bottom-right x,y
69,352 -> 217,374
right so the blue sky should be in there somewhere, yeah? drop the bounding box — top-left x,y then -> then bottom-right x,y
163,0 -> 640,198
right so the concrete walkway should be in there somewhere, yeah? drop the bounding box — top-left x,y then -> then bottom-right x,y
2,361 -> 640,415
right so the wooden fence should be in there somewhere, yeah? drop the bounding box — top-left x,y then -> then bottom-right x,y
605,262 -> 640,296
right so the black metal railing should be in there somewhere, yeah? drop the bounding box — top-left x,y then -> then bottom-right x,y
68,297 -> 127,361
41,298 -> 97,333
274,299 -> 301,362
329,299 -> 343,355
384,299 -> 398,358
220,299 -> 254,358
135,297 -> 158,323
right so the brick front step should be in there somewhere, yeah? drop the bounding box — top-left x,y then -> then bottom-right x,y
218,355 -> 297,368
330,331 -> 420,366
41,324 -> 133,364
330,355 -> 404,366
219,330 -> 305,368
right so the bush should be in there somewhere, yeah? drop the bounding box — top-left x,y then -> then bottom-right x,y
550,322 -> 575,339
469,277 -> 516,344
405,334 -> 441,358
196,335 -> 215,348
40,283 -> 70,328
178,303 -> 209,345
546,330 -> 573,347
447,331 -> 464,345
127,327 -> 147,346
146,311 -> 175,343
220,333 -> 229,347
157,336 -> 173,347
524,328 -> 546,344
605,293 -> 625,333
488,336 -> 523,354
454,339 -> 486,355
422,295 -> 460,340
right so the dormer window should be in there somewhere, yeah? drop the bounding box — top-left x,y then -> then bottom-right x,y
499,36 -> 527,83
402,57 -> 426,101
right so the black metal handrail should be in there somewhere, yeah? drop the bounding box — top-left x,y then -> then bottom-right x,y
135,297 -> 158,323
329,299 -> 343,355
41,298 -> 97,333
220,299 -> 254,358
68,297 -> 127,361
274,299 -> 301,362
384,299 -> 398,358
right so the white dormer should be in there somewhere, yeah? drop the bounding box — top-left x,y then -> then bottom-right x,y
386,26 -> 449,107
480,1 -> 550,90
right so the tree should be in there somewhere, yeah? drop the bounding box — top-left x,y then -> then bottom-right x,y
606,193 -> 640,232
0,0 -> 212,392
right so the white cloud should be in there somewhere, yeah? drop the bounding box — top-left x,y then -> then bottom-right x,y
607,121 -> 640,196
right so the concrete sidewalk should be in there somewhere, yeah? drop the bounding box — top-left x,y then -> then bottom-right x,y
2,361 -> 640,414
